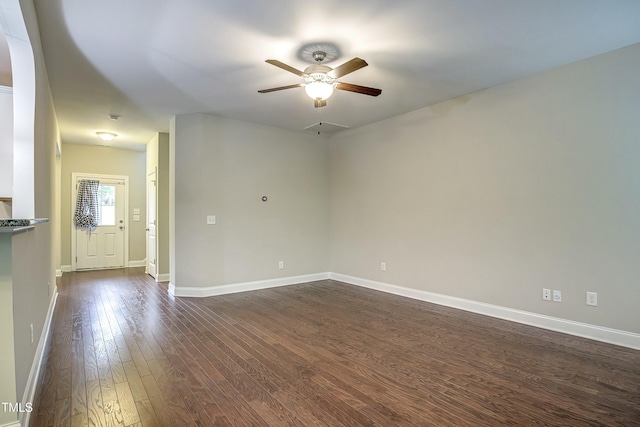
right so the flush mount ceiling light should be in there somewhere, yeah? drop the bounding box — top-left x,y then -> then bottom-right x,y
96,131 -> 117,141
259,50 -> 381,108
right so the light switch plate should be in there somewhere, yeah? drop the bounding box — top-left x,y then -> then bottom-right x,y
133,214 -> 140,221
133,208 -> 140,215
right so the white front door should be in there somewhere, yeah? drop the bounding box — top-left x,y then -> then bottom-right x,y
147,171 -> 157,278
76,178 -> 126,270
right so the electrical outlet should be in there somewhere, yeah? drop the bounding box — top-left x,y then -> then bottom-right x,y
552,290 -> 562,303
380,262 -> 386,271
278,261 -> 284,270
206,215 -> 216,225
542,288 -> 551,301
586,291 -> 598,306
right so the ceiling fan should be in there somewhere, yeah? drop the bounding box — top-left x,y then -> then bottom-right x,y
258,51 -> 382,108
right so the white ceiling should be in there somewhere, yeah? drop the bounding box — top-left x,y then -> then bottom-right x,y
32,0 -> 640,151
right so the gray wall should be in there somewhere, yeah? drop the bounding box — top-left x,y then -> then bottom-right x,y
329,43 -> 640,334
0,234 -> 17,426
158,133 -> 170,277
11,0 -> 59,404
172,114 -> 330,288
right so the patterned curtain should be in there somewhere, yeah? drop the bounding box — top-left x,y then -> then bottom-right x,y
74,179 -> 100,231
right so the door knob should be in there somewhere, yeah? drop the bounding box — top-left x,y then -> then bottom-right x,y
119,226 -> 124,230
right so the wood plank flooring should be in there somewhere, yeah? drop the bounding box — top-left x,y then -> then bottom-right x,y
32,268 -> 640,426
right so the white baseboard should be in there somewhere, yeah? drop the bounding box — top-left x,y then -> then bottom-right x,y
169,273 -> 331,298
60,263 -> 147,273
167,271 -> 640,350
19,289 -> 59,427
330,273 -> 640,351
156,273 -> 170,283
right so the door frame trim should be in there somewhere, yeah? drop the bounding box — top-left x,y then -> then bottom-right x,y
71,172 -> 129,271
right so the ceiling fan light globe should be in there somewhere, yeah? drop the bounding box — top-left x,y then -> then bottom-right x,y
305,81 -> 334,100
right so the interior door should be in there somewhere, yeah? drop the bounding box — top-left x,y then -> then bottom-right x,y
76,179 -> 125,269
147,171 -> 157,278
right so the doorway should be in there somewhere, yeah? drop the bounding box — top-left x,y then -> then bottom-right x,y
146,170 -> 157,279
71,173 -> 129,270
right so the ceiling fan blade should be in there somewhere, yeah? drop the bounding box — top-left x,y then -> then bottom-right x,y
265,59 -> 306,77
328,57 -> 368,79
258,84 -> 303,93
314,99 -> 327,108
336,82 -> 382,97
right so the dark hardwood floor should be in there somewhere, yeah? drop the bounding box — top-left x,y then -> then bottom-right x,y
32,268 -> 640,426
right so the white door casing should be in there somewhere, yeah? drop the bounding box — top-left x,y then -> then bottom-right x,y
72,173 -> 129,271
147,170 -> 157,278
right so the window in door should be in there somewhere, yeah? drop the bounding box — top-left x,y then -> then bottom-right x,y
99,184 -> 116,226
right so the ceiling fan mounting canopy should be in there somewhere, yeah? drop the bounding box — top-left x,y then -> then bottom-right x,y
312,51 -> 327,62
298,42 -> 341,64
258,50 -> 382,107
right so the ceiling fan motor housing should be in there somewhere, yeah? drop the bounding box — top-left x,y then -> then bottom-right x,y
304,64 -> 333,78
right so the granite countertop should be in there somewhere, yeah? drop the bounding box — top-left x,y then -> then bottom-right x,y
0,218 -> 49,233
